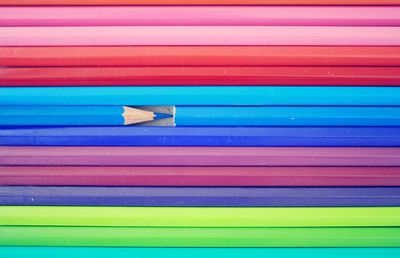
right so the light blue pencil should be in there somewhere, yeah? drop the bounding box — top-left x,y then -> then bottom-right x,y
0,86 -> 399,106
0,106 -> 170,126
1,106 -> 400,126
175,106 -> 400,126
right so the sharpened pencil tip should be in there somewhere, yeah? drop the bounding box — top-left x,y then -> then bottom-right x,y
154,112 -> 173,120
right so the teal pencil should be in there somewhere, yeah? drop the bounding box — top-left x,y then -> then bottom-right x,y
0,247 -> 399,258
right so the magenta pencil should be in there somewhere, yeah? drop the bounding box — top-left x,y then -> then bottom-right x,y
1,166 -> 400,186
1,7 -> 400,26
0,147 -> 399,166
1,26 -> 400,46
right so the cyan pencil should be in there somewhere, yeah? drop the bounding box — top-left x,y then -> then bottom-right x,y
0,86 -> 399,106
0,248 -> 399,258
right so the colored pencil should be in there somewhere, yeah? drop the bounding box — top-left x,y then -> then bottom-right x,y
1,227 -> 399,247
2,207 -> 398,227
2,106 -> 400,126
1,186 -> 399,207
2,7 -> 400,26
173,106 -> 400,126
1,166 -> 400,186
1,147 -> 399,166
1,86 -> 399,106
2,127 -> 400,147
0,106 -> 171,126
1,248 -> 400,258
1,0 -> 400,5
1,26 -> 400,46
2,67 -> 400,86
2,47 -> 400,67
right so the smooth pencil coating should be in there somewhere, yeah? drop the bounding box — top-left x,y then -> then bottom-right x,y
2,0 -> 400,5
1,227 -> 399,247
1,87 -> 400,106
1,147 -> 399,166
1,26 -> 400,46
174,106 -> 400,126
2,7 -> 400,26
2,47 -> 400,67
1,206 -> 399,227
1,248 -> 400,258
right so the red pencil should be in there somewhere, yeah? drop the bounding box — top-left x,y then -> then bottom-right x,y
2,46 -> 400,67
1,67 -> 400,86
1,166 -> 399,186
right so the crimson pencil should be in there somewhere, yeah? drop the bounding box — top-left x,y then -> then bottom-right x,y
1,0 -> 400,5
1,166 -> 399,186
0,147 -> 399,166
1,47 -> 400,67
1,67 -> 400,86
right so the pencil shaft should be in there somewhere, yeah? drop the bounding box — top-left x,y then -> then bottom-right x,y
2,0 -> 400,5
1,186 -> 399,207
1,206 -> 399,227
2,67 -> 400,86
1,26 -> 400,46
2,7 -> 400,26
1,248 -> 400,258
2,47 -> 400,67
1,147 -> 399,166
175,107 -> 400,126
1,227 -> 399,247
0,106 -> 125,126
1,166 -> 400,186
2,127 -> 400,147
1,87 -> 399,106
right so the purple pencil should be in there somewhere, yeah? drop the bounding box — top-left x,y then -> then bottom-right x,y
0,147 -> 399,166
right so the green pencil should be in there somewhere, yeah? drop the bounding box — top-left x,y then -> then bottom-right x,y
1,206 -> 399,227
1,227 -> 399,247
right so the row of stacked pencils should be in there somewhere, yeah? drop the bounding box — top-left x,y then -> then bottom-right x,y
1,0 -> 400,257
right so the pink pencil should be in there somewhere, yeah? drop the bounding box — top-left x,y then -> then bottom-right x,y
1,7 -> 400,26
1,26 -> 399,46
0,147 -> 399,166
1,166 -> 400,186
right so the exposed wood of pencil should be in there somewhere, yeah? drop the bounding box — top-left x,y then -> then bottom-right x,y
1,67 -> 400,86
0,147 -> 399,166
1,0 -> 400,5
2,47 -> 400,67
1,166 -> 399,186
123,106 -> 155,125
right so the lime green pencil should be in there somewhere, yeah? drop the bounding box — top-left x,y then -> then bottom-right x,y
1,227 -> 399,247
1,206 -> 399,227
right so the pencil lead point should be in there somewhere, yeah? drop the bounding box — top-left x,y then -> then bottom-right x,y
154,112 -> 173,120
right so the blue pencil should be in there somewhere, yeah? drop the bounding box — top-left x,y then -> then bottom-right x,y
1,186 -> 399,207
174,106 -> 400,126
1,126 -> 400,146
1,247 -> 399,258
0,86 -> 399,106
2,106 -> 400,126
0,106 -> 170,126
